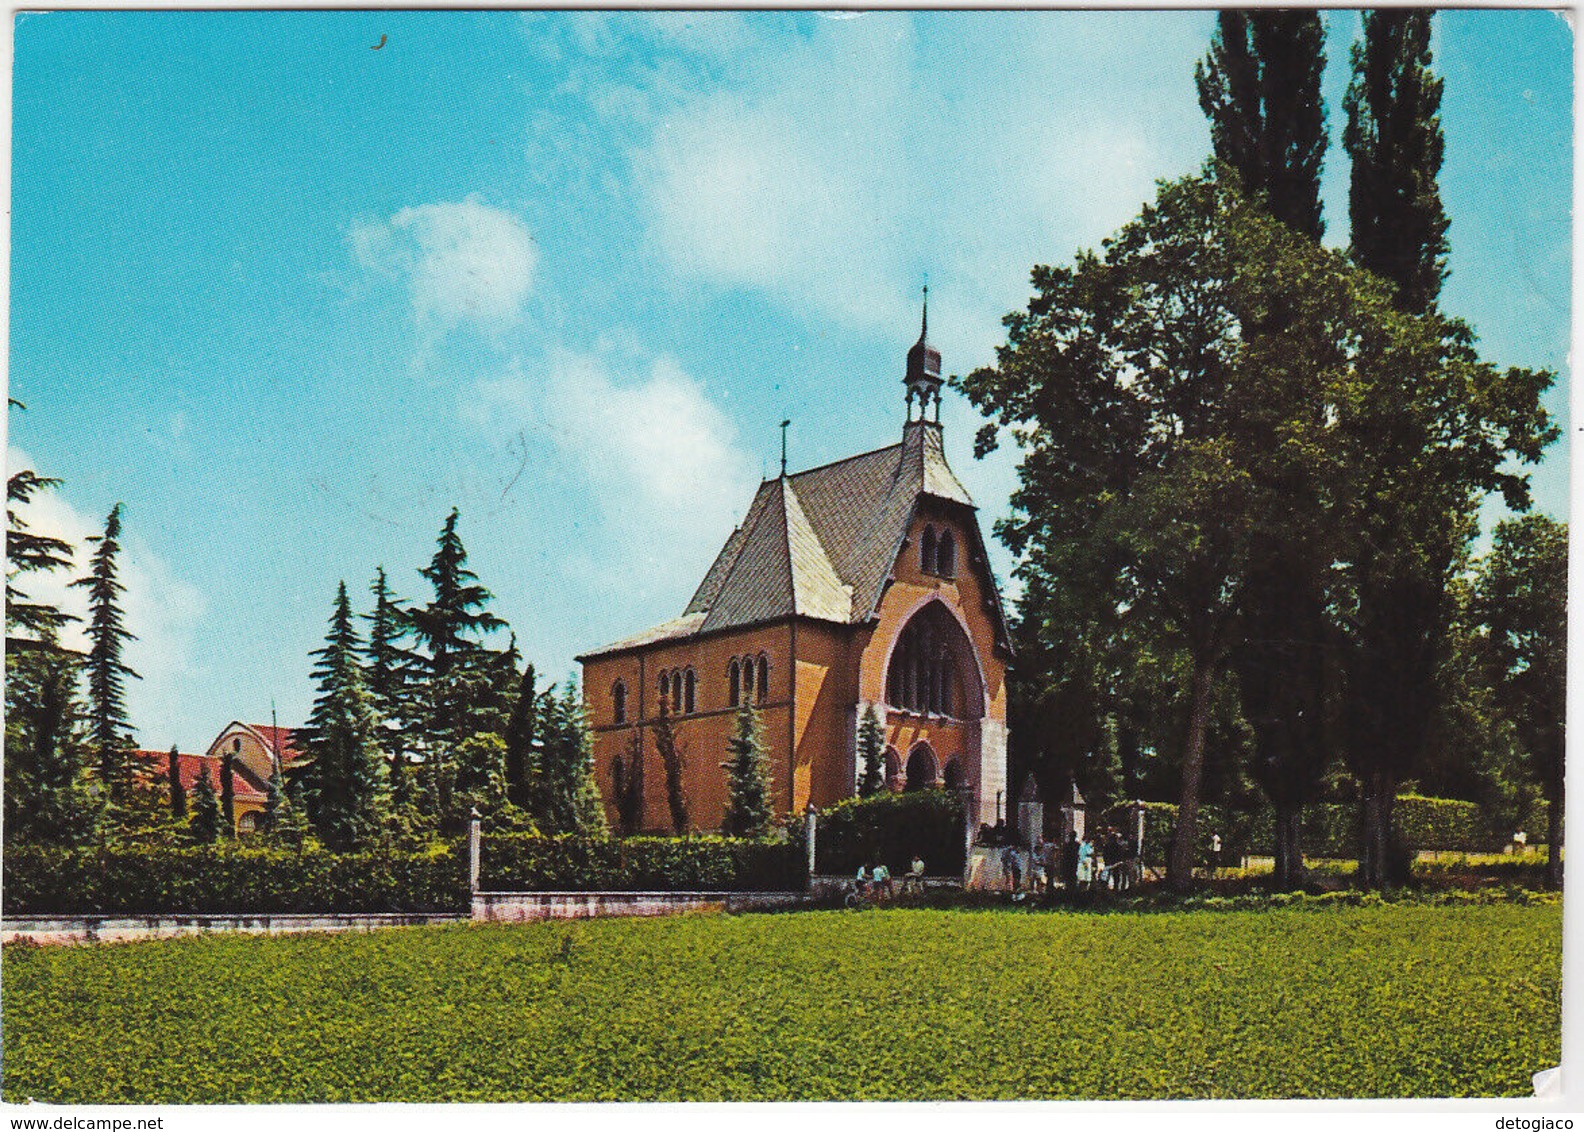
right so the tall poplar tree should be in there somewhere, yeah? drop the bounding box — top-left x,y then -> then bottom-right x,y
299,582 -> 387,848
70,503 -> 140,802
1196,9 -> 1328,240
1197,8 -> 1334,888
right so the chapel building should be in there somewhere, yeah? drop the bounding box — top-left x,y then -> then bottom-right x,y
577,306 -> 1012,831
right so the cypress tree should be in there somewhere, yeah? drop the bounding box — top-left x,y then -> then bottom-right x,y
299,582 -> 387,849
857,704 -> 886,797
189,764 -> 221,845
503,663 -> 537,810
533,679 -> 608,836
722,703 -> 774,839
168,744 -> 187,819
69,503 -> 140,802
1196,9 -> 1329,239
409,509 -> 504,749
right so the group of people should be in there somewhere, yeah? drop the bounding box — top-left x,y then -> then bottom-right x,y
853,855 -> 928,900
997,827 -> 1140,896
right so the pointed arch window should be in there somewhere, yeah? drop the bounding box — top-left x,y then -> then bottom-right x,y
612,680 -> 628,725
756,654 -> 769,703
658,670 -> 670,714
684,668 -> 697,715
921,525 -> 937,574
671,671 -> 683,715
728,659 -> 741,707
742,655 -> 756,701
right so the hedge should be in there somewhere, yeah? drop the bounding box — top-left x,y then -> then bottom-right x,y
1113,795 -> 1528,865
2,843 -> 468,917
478,834 -> 804,892
814,790 -> 965,877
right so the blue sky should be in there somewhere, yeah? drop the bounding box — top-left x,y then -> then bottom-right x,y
9,10 -> 1571,754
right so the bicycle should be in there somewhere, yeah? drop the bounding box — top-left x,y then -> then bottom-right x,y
843,882 -> 874,911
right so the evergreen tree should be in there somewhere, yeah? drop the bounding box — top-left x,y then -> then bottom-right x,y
299,582 -> 387,849
653,701 -> 689,834
69,503 -> 140,802
4,644 -> 98,845
168,745 -> 187,819
533,678 -> 608,836
364,567 -> 421,794
1345,9 -> 1449,316
220,747 -> 237,839
1196,9 -> 1328,239
408,509 -> 504,752
857,704 -> 886,797
6,459 -> 77,639
503,663 -> 537,810
189,764 -> 221,845
721,703 -> 774,838
453,732 -> 509,825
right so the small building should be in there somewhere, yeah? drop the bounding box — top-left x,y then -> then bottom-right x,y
206,721 -> 305,786
132,749 -> 271,832
578,305 -> 1012,831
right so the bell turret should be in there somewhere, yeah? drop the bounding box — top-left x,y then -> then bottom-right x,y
904,286 -> 942,423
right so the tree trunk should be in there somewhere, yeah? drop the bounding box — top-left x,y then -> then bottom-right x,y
1547,758 -> 1564,891
1272,802 -> 1303,891
1358,767 -> 1397,891
1167,659 -> 1217,893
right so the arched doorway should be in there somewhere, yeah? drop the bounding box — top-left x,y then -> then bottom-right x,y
905,743 -> 938,791
883,746 -> 902,792
942,758 -> 964,791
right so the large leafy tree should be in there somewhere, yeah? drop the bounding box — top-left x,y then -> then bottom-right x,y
960,170 -> 1409,891
298,582 -> 387,848
69,503 -> 140,802
1197,9 -> 1335,889
1196,9 -> 1328,241
1475,515 -> 1566,889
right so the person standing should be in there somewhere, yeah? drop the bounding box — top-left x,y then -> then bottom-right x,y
1061,830 -> 1080,893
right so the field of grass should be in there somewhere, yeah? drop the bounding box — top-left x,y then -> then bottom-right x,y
3,903 -> 1560,1103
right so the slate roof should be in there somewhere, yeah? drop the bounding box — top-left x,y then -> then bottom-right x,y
582,420 -> 1010,659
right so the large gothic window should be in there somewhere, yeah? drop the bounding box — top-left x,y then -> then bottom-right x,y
884,602 -> 982,719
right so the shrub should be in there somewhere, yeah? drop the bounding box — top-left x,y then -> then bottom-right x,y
2,842 -> 468,917
814,789 -> 965,876
479,833 -> 803,892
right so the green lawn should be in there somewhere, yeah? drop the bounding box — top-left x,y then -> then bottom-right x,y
2,903 -> 1560,1102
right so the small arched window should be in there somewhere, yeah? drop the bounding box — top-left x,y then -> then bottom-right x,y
658,669 -> 669,711
728,658 -> 741,707
612,680 -> 628,724
756,654 -> 769,703
937,530 -> 956,578
921,525 -> 937,574
684,668 -> 697,715
671,671 -> 684,715
742,656 -> 755,700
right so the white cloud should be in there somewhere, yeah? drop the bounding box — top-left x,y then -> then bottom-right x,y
7,448 -> 207,748
627,12 -> 1208,342
351,196 -> 537,334
470,350 -> 757,596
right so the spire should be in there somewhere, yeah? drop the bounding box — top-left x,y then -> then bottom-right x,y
904,283 -> 942,423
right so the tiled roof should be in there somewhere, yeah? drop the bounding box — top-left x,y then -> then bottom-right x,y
132,750 -> 270,802
584,419 -> 1009,657
244,725 -> 304,765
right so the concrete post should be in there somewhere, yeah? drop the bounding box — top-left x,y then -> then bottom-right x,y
804,805 -> 818,886
468,809 -> 482,895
